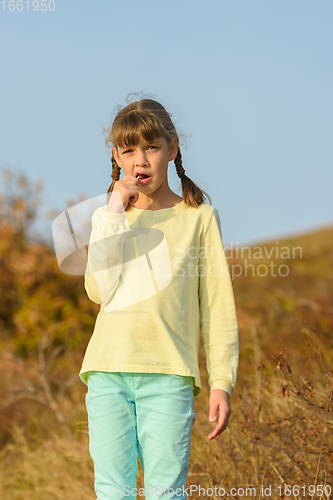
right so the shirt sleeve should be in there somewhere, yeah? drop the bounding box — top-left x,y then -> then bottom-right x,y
84,207 -> 127,307
198,208 -> 239,397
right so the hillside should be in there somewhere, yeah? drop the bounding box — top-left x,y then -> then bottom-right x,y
0,209 -> 332,498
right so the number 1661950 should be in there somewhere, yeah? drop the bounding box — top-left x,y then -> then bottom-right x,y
1,0 -> 55,11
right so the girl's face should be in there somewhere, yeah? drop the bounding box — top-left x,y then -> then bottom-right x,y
113,136 -> 178,197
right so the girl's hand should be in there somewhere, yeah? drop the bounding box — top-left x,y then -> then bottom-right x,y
207,389 -> 231,440
107,175 -> 139,213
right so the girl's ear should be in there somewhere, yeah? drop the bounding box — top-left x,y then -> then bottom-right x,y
169,137 -> 178,161
113,146 -> 122,167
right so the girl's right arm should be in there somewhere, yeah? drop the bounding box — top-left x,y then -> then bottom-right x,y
84,175 -> 139,307
84,208 -> 127,306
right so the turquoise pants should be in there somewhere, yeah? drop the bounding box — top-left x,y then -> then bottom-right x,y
86,371 -> 196,500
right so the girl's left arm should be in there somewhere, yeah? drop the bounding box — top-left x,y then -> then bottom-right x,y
198,207 -> 239,398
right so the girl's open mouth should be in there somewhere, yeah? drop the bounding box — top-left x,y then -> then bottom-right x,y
136,174 -> 152,185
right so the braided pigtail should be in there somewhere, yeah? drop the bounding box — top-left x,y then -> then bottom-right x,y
174,147 -> 212,207
106,154 -> 121,204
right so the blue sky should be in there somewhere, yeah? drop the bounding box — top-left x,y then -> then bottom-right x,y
0,0 -> 332,247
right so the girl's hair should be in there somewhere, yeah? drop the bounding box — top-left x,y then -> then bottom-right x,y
102,94 -> 212,212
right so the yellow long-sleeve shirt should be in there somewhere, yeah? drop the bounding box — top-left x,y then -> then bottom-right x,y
79,199 -> 239,398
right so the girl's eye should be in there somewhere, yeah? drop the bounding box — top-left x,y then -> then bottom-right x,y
122,145 -> 157,154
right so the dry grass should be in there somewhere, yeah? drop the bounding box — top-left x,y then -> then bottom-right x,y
0,361 -> 331,500
0,223 -> 332,499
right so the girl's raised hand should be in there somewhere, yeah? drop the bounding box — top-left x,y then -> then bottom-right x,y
106,175 -> 139,213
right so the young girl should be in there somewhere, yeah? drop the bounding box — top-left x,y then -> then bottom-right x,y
80,97 -> 239,500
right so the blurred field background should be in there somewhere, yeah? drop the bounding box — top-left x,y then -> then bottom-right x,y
0,167 -> 332,500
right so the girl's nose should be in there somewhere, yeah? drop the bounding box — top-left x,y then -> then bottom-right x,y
135,149 -> 149,166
